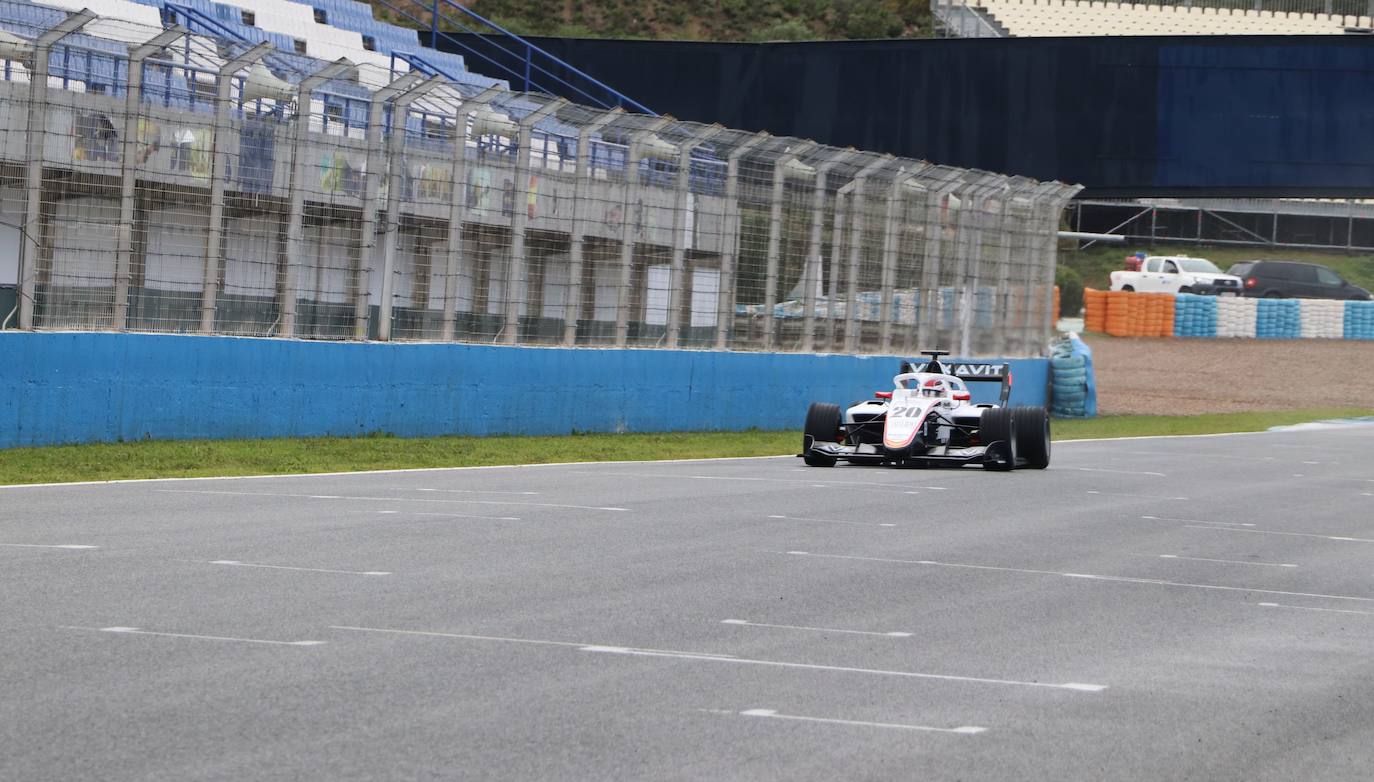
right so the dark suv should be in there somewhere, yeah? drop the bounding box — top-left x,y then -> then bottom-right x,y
1226,261 -> 1372,300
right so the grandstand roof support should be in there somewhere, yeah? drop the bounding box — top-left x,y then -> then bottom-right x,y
842,155 -> 894,354
441,84 -> 506,341
762,141 -> 816,351
801,149 -> 858,354
377,74 -> 447,341
19,8 -> 96,331
439,86 -> 505,340
281,57 -> 354,337
665,123 -> 724,348
501,96 -> 569,345
879,164 -> 932,354
915,176 -> 964,353
715,132 -> 769,350
201,41 -> 273,335
113,25 -> 189,331
614,116 -> 672,347
562,107 -> 623,346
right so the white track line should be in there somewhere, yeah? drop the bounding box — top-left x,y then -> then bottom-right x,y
1151,554 -> 1297,569
1183,526 -> 1374,544
1087,490 -> 1188,500
405,488 -> 539,495
722,619 -> 911,637
63,626 -> 324,646
716,708 -> 985,734
154,489 -> 627,512
329,626 -> 1104,692
0,543 -> 98,550
202,560 -> 390,576
766,514 -> 896,528
783,551 -> 1374,604
1258,602 -> 1374,617
1073,468 -> 1166,477
376,510 -> 521,520
1141,515 -> 1254,527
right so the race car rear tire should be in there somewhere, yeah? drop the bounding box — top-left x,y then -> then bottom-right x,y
803,402 -> 841,467
1012,405 -> 1051,469
980,407 -> 1016,471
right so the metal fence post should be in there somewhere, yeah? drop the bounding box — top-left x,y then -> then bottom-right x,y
825,179 -> 853,350
202,42 -> 272,335
802,149 -> 855,354
442,85 -> 505,341
879,165 -> 928,354
614,117 -> 670,347
113,27 -> 186,331
843,155 -> 890,354
18,9 -> 95,330
762,141 -> 815,351
716,132 -> 767,350
501,97 -> 567,345
562,108 -> 621,346
281,58 -> 353,337
665,124 -> 721,348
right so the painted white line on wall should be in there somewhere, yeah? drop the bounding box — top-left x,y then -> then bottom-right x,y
378,510 -> 522,521
0,543 -> 98,550
715,708 -> 985,735
1087,491 -> 1188,500
154,489 -> 627,512
1141,515 -> 1254,527
722,619 -> 911,637
204,560 -> 391,576
1074,468 -> 1166,477
1184,526 -> 1374,544
766,514 -> 896,528
1258,602 -> 1374,617
62,626 -> 324,646
1151,554 -> 1298,569
783,551 -> 1374,604
328,625 -> 1105,692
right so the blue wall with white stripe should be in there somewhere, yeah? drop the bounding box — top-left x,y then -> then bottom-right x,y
0,333 -> 1048,449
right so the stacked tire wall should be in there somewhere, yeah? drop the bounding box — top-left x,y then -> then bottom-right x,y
1084,289 -> 1374,340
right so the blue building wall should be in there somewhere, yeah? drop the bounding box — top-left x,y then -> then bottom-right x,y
0,333 -> 1048,449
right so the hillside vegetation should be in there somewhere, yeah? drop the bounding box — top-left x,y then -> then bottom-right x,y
376,0 -> 935,41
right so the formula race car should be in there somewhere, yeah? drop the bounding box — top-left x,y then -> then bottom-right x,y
801,350 -> 1050,471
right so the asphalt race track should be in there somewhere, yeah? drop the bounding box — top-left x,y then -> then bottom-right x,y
3,424 -> 1373,780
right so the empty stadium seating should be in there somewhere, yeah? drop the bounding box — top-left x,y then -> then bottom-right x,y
979,0 -> 1367,36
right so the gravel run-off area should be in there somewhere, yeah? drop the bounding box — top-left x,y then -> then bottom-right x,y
1082,335 -> 1374,415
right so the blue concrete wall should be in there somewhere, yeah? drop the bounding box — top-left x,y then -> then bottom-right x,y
0,333 -> 1048,449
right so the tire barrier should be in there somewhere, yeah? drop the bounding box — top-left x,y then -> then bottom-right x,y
1085,289 -> 1374,340
1050,333 -> 1097,419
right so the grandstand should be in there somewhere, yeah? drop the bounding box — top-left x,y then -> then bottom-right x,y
935,0 -> 1374,37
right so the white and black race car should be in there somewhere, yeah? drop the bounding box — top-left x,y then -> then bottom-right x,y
802,350 -> 1051,471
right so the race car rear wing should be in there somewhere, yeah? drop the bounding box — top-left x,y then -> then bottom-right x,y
901,352 -> 1012,406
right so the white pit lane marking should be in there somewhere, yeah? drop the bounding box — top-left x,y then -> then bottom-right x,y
329,626 -> 1104,693
1258,602 -> 1374,617
717,708 -> 985,735
722,619 -> 911,637
62,626 -> 325,646
767,514 -> 896,528
1087,490 -> 1188,500
1141,515 -> 1254,527
0,543 -> 98,550
1184,526 -> 1374,544
155,488 -> 627,512
784,551 -> 1374,604
204,560 -> 390,576
1151,554 -> 1298,569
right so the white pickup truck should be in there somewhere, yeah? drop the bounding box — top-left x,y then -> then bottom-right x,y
1109,255 -> 1243,296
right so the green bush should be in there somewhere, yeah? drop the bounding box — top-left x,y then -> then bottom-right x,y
1056,264 -> 1084,317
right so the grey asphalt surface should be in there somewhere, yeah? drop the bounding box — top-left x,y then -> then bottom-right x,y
3,424 -> 1374,781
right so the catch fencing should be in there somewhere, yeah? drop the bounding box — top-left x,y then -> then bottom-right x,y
0,3 -> 1078,357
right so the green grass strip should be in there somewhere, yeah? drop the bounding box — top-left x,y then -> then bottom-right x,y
1,407 -> 1369,486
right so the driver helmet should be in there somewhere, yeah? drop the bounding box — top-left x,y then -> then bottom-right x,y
921,378 -> 944,398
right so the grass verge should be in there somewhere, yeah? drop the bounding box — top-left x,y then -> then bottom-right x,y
1,408 -> 1369,486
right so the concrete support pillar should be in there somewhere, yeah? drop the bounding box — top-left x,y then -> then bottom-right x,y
915,180 -> 960,352
824,183 -> 852,349
665,124 -> 721,348
842,155 -> 891,354
442,85 -> 505,341
614,118 -> 669,347
878,168 -> 924,354
501,97 -> 567,345
714,132 -> 767,350
561,108 -> 621,346
18,10 -> 95,330
800,151 -> 855,354
761,141 -> 814,351
201,41 -> 271,335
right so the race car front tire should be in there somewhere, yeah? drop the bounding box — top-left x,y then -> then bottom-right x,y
979,407 -> 1016,471
803,402 -> 841,467
1012,405 -> 1051,469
